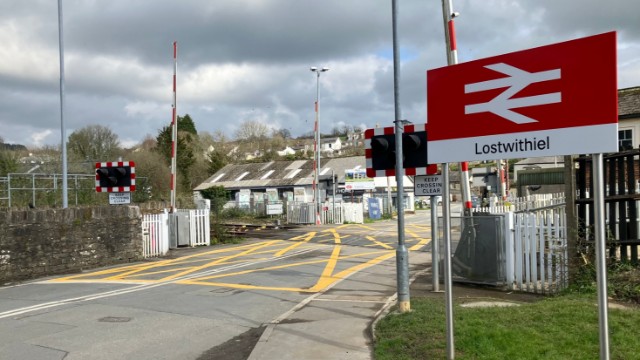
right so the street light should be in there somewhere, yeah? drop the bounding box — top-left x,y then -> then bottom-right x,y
310,66 -> 329,225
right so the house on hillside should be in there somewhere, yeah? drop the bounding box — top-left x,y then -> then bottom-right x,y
320,137 -> 342,155
276,146 -> 296,157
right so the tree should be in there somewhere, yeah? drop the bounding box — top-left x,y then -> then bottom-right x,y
67,125 -> 121,164
235,120 -> 269,141
0,149 -> 19,176
207,149 -> 228,175
128,150 -> 171,202
155,114 -> 198,191
273,128 -> 291,140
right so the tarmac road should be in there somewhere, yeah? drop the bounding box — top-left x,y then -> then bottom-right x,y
0,219 -> 433,360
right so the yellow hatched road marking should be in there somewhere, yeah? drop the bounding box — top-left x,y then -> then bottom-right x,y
365,236 -> 394,249
159,240 -> 281,281
275,232 -> 316,257
84,241 -> 279,281
405,228 -> 430,251
179,249 -> 392,292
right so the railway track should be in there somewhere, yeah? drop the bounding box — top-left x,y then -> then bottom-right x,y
215,222 -> 300,237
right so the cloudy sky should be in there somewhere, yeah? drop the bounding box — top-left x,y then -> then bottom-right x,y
1,0 -> 639,148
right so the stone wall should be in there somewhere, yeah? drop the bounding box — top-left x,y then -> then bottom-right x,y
0,206 -> 143,285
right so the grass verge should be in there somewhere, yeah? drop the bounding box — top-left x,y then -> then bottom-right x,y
374,294 -> 640,360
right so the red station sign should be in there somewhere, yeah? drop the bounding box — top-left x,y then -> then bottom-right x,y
427,32 -> 618,163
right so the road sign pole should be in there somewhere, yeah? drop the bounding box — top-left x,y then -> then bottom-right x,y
391,0 -> 410,313
442,164 -> 455,360
431,195 -> 440,292
441,0 -> 457,358
592,153 -> 610,360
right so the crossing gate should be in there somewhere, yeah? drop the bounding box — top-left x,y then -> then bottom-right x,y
509,208 -> 568,294
142,212 -> 169,258
141,209 -> 210,258
176,209 -> 211,247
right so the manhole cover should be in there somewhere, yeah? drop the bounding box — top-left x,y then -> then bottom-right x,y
98,316 -> 132,323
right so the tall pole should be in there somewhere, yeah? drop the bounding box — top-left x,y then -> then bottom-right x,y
593,153 -> 610,360
311,67 -> 329,225
170,41 -> 178,212
440,1 -> 471,215
57,0 -> 68,209
441,0 -> 458,357
391,0 -> 410,313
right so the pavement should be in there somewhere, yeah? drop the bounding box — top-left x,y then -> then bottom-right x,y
245,248 -> 431,360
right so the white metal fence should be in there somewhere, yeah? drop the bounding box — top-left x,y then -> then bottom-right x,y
287,202 -> 364,225
141,209 -> 210,258
470,194 -> 569,294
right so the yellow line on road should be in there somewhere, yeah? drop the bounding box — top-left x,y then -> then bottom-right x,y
275,232 -> 316,257
179,249 -> 391,292
308,245 -> 342,291
334,223 -> 376,231
91,241 -> 277,281
326,229 -> 342,244
160,240 -> 281,281
331,251 -> 396,280
365,236 -> 394,249
409,224 -> 431,231
405,228 -> 430,251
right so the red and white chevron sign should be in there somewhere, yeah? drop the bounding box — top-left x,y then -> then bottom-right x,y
427,32 -> 618,163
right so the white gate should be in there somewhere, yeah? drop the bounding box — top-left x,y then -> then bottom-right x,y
176,209 -> 211,247
510,209 -> 568,294
142,209 -> 210,258
142,212 -> 169,258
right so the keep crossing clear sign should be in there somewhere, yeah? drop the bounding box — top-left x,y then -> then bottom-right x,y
414,175 -> 443,196
109,192 -> 131,205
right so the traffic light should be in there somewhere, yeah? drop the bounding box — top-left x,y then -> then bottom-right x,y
402,131 -> 428,169
95,161 -> 136,192
365,125 -> 432,177
369,133 -> 397,172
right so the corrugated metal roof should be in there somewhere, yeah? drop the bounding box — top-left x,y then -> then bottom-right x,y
194,156 -> 368,191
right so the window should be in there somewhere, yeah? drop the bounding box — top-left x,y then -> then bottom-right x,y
619,129 -> 633,151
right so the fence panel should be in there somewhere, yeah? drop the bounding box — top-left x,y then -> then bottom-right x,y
576,151 -> 640,264
322,203 -> 344,224
287,203 -> 315,224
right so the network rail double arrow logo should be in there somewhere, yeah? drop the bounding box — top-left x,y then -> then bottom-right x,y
427,32 -> 618,163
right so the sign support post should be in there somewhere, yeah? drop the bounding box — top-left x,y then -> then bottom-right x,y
431,195 -> 440,292
593,153 -> 610,360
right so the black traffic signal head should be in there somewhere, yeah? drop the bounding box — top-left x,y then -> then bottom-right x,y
95,163 -> 135,192
370,134 -> 396,171
402,131 -> 428,169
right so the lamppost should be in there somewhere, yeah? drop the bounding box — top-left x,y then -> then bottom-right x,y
310,66 -> 329,225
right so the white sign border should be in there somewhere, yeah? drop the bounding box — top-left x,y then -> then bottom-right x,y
428,123 -> 617,163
